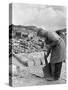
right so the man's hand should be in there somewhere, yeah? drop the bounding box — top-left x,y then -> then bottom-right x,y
46,45 -> 51,57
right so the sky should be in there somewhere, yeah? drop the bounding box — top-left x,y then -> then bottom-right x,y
11,3 -> 66,31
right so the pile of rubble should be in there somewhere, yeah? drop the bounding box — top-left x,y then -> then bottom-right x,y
10,34 -> 47,54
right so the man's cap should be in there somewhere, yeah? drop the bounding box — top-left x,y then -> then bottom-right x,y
37,28 -> 47,37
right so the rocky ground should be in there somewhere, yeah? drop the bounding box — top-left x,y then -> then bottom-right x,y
11,62 -> 66,87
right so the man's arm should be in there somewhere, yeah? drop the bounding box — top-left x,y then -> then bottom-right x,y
46,47 -> 51,57
44,45 -> 51,65
46,41 -> 58,57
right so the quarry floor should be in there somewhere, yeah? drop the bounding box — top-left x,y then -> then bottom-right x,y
12,62 -> 66,87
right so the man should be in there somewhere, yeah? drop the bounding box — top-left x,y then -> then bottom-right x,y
37,29 -> 66,81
